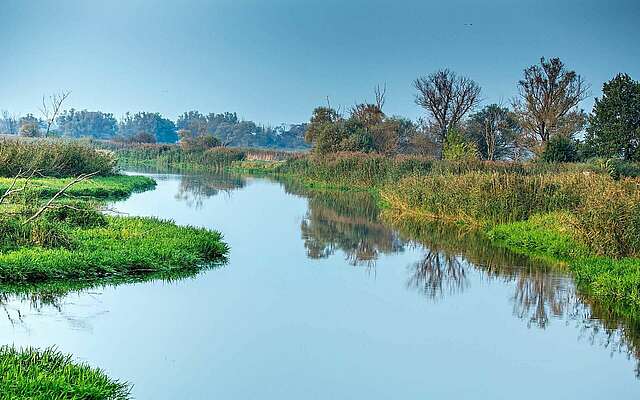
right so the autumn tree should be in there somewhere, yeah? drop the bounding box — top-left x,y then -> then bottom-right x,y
513,58 -> 589,150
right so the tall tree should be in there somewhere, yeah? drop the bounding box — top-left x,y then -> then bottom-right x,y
118,112 -> 177,143
414,69 -> 481,155
513,58 -> 589,147
56,109 -> 118,139
585,73 -> 640,161
465,104 -> 521,160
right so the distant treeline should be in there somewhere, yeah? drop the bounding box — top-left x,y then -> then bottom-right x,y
0,109 -> 309,150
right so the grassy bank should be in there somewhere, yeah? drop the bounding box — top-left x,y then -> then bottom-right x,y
84,144 -> 640,319
0,174 -> 156,200
0,216 -> 228,284
236,153 -> 640,320
0,346 -> 130,399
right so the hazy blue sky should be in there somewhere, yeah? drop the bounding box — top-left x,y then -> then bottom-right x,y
1,0 -> 638,125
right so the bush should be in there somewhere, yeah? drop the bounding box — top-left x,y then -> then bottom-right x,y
541,135 -> 578,163
442,129 -> 479,161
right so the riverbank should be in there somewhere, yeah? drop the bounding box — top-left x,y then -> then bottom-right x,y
101,142 -> 640,325
228,153 -> 640,321
0,346 -> 130,399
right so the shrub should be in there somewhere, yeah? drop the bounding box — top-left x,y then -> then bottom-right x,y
442,129 -> 479,161
541,135 -> 578,162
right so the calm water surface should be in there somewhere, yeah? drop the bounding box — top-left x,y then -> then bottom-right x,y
2,171 -> 639,399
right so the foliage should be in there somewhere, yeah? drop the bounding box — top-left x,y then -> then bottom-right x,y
465,104 -> 521,160
127,131 -> 156,144
586,73 -> 640,161
178,131 -> 221,151
0,139 -> 117,177
176,110 -> 309,149
0,110 -> 19,135
304,104 -> 418,156
118,111 -> 178,143
0,346 -> 131,400
56,109 -> 118,139
413,69 -> 482,147
442,129 -> 479,161
540,134 -> 578,162
106,142 -> 249,171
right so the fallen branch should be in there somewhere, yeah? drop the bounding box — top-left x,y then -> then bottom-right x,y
24,171 -> 100,224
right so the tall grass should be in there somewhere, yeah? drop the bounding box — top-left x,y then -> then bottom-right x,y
0,138 -> 116,177
0,346 -> 131,399
274,152 -> 601,188
385,172 -> 640,258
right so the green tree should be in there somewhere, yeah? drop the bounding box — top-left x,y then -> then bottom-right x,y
118,112 -> 177,143
465,104 -> 521,160
56,109 -> 118,139
586,73 -> 640,161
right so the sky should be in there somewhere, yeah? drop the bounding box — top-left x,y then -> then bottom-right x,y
1,0 -> 639,125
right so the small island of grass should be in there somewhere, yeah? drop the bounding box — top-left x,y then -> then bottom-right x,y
0,346 -> 131,400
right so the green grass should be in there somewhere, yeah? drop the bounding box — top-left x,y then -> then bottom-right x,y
0,346 -> 131,400
0,216 -> 228,284
0,175 -> 156,200
488,212 -> 640,319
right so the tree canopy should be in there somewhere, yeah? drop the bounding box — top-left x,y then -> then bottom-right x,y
586,73 -> 640,161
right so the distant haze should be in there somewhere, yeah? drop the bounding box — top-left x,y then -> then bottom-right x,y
1,0 -> 638,125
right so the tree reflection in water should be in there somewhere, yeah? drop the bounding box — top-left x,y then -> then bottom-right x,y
175,173 -> 246,209
282,179 -> 403,267
407,250 -> 468,299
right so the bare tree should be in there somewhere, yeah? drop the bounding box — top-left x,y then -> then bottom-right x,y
414,69 -> 481,153
374,83 -> 386,110
513,58 -> 590,146
0,110 -> 19,134
39,91 -> 71,137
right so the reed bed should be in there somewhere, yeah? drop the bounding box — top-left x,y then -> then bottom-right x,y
0,138 -> 116,177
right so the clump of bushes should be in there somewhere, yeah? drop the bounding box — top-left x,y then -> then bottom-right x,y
0,346 -> 131,399
0,139 -> 116,177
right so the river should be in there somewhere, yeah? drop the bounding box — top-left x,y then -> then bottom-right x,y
1,170 -> 639,399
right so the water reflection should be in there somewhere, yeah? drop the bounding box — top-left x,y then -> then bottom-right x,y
407,251 -> 468,299
175,173 -> 246,209
277,181 -> 640,376
3,170 -> 639,381
281,180 -> 404,267
0,266 -> 223,331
